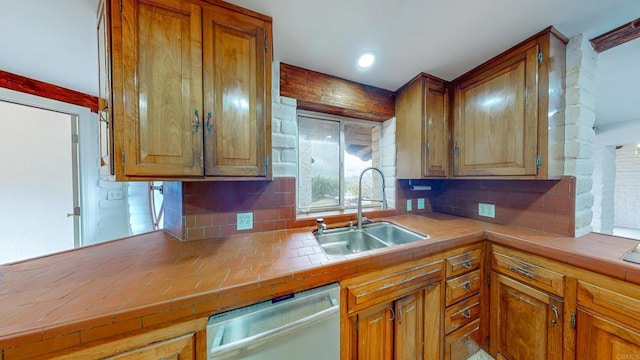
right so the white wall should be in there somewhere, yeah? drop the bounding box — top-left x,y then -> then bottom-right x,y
614,145 -> 640,229
0,0 -> 99,95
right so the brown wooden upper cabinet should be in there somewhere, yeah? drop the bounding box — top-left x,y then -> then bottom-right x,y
396,74 -> 450,178
102,0 -> 272,180
452,28 -> 567,178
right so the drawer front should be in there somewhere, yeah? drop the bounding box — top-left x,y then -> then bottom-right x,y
346,261 -> 442,314
578,280 -> 640,331
444,294 -> 481,335
444,318 -> 481,360
445,270 -> 481,306
446,248 -> 482,278
491,251 -> 565,297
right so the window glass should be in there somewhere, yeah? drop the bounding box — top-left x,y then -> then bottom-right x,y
298,116 -> 340,209
297,112 -> 380,212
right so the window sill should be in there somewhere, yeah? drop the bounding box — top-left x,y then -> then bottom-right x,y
294,208 -> 399,229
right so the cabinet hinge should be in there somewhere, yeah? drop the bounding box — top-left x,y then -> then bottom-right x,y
538,50 -> 544,64
119,0 -> 123,13
570,312 -> 576,329
121,147 -> 126,165
536,154 -> 542,169
487,275 -> 491,286
72,134 -> 79,144
264,37 -> 268,53
486,336 -> 490,347
266,154 -> 269,172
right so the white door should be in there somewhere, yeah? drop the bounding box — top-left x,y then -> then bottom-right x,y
0,100 -> 80,263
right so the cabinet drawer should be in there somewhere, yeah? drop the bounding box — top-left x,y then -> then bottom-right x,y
444,294 -> 480,335
444,318 -> 481,360
491,251 -> 565,297
578,280 -> 640,331
345,261 -> 442,314
446,248 -> 482,278
445,270 -> 481,306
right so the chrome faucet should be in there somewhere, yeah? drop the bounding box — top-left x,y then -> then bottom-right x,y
357,167 -> 388,230
316,218 -> 327,235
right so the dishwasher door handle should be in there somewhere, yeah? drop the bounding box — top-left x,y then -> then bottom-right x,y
209,303 -> 339,359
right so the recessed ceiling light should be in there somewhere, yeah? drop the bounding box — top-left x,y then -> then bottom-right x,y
357,52 -> 376,69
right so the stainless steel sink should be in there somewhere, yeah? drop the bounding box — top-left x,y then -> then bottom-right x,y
316,229 -> 389,256
315,222 -> 427,255
363,222 -> 426,245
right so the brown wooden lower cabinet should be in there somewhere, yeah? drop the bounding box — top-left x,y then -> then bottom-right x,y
104,333 -> 195,360
444,318 -> 481,360
489,272 -> 563,360
356,302 -> 395,360
576,309 -> 640,359
342,258 -> 442,360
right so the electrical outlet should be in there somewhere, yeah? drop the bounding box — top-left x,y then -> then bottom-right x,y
478,203 -> 496,218
417,198 -> 425,210
237,212 -> 253,230
107,189 -> 123,200
406,199 -> 412,212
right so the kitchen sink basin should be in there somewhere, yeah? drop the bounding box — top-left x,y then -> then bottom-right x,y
316,229 -> 389,256
363,222 -> 426,245
315,222 -> 427,256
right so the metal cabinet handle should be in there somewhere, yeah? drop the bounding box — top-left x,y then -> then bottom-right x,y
461,260 -> 473,269
453,141 -> 459,155
508,265 -> 535,279
462,282 -> 472,291
193,109 -> 200,133
206,112 -> 213,135
551,304 -> 559,326
389,307 -> 395,322
461,309 -> 472,319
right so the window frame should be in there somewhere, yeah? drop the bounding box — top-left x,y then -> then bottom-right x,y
296,110 -> 382,214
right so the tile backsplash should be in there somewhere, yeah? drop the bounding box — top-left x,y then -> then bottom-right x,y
165,176 -> 576,241
397,176 -> 576,237
177,178 -> 296,241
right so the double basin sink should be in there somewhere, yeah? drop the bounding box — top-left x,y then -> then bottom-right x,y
315,222 -> 428,256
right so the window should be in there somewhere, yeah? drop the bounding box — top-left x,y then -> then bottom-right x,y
297,111 -> 382,213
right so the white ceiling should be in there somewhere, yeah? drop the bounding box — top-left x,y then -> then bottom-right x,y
226,0 -> 640,127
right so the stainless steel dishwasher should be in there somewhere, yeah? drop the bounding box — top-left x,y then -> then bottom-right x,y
206,283 -> 340,360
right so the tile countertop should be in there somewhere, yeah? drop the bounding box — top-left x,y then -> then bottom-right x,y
1,213 -> 640,356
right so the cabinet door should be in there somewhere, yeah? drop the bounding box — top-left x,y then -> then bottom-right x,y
490,272 -> 562,360
395,291 -> 424,360
119,0 -> 203,177
203,7 -> 270,177
454,44 -> 539,177
576,309 -> 640,359
424,81 -> 448,177
356,303 -> 394,360
104,333 -> 194,360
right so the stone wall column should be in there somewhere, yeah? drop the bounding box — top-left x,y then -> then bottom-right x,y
564,34 -> 598,237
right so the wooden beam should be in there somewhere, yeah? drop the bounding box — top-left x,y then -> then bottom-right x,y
590,18 -> 640,53
0,69 -> 98,113
280,63 -> 395,122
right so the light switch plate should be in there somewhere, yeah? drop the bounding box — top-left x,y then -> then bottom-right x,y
417,198 -> 425,210
237,212 -> 253,230
478,203 -> 496,218
406,199 -> 412,212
